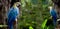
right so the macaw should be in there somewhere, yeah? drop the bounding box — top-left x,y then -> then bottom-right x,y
49,6 -> 57,28
7,2 -> 20,29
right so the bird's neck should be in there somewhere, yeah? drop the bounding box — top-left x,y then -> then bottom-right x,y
13,4 -> 17,8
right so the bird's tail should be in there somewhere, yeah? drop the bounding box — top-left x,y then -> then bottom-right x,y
8,24 -> 13,29
53,17 -> 57,29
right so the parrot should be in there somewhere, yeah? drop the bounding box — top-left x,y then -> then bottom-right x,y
7,2 -> 20,29
49,6 -> 57,29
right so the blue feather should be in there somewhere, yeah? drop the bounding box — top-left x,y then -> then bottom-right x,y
50,8 -> 57,28
7,7 -> 19,29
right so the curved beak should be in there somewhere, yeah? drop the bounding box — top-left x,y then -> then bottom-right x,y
16,2 -> 21,6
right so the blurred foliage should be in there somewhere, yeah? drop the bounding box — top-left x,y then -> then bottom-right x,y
18,0 -> 53,29
41,19 -> 48,29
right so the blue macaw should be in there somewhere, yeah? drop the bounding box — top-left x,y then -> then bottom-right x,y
7,2 -> 20,29
49,7 -> 57,28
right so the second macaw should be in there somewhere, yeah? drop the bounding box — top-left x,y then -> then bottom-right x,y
49,6 -> 57,28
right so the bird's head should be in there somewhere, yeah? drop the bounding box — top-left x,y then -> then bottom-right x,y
13,2 -> 21,8
48,6 -> 53,11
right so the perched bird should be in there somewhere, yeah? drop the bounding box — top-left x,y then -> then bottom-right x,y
49,6 -> 57,28
41,6 -> 57,29
7,2 -> 20,29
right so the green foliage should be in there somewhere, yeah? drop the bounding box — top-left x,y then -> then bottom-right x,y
29,26 -> 33,29
41,19 -> 48,29
18,0 -> 53,29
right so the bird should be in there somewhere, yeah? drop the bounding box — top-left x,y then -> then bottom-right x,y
49,6 -> 57,28
7,2 -> 20,29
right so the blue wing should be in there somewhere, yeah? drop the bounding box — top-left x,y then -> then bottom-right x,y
50,8 -> 57,17
8,7 -> 19,23
7,7 -> 19,29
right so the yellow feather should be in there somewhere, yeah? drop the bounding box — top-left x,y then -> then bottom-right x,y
13,2 -> 21,8
13,3 -> 16,8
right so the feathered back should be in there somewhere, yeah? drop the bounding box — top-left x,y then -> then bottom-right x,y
7,7 -> 19,23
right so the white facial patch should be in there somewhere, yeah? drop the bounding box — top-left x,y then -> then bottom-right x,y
16,2 -> 21,6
